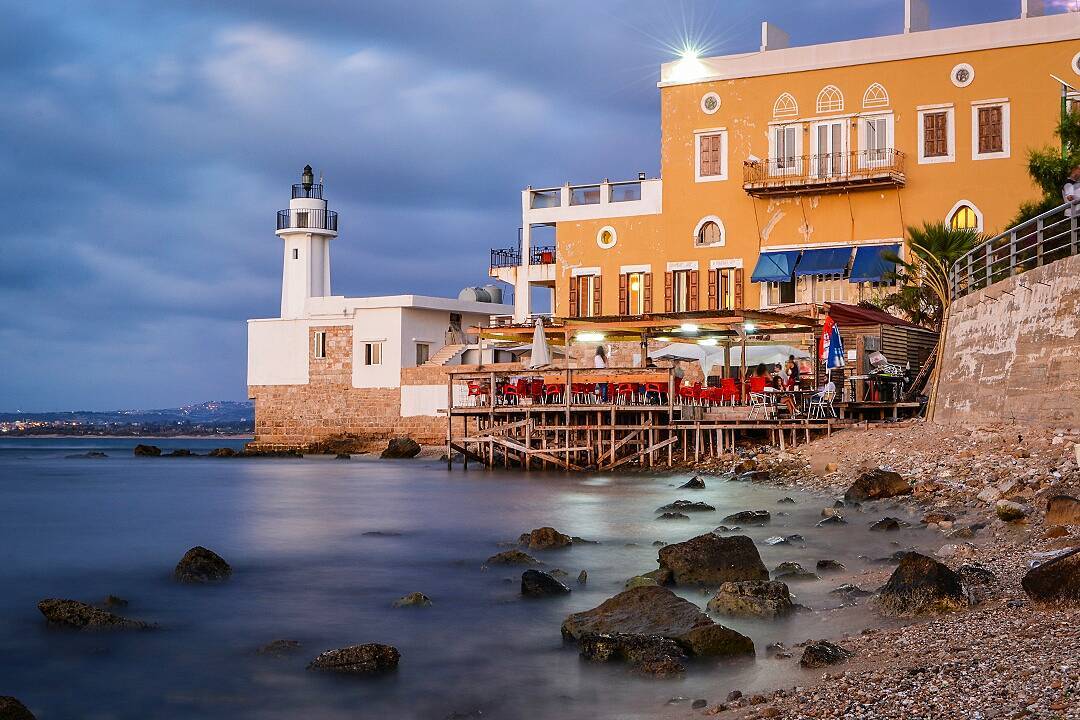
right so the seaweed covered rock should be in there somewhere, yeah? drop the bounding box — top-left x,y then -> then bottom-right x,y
392,592 -> 432,608
578,632 -> 687,676
174,546 -> 232,583
519,527 -> 572,550
706,581 -> 793,619
876,552 -> 968,615
307,643 -> 400,674
657,534 -> 768,587
657,500 -> 715,513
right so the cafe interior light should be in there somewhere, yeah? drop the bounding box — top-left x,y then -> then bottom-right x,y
576,332 -> 605,342
699,338 -> 718,346
679,323 -> 699,334
743,322 -> 756,333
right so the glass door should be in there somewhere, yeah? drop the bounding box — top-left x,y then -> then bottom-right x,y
814,121 -> 845,178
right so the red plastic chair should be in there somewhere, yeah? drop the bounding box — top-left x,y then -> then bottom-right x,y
542,383 -> 564,404
526,379 -> 544,402
466,381 -> 490,407
678,382 -> 702,405
748,376 -> 769,395
719,378 -> 740,405
614,383 -> 637,405
499,381 -> 521,405
643,382 -> 667,405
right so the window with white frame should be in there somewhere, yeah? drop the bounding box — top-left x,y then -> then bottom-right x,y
364,342 -> 383,366
816,85 -> 844,113
808,274 -> 849,304
292,248 -> 299,260
773,92 -> 798,118
971,100 -> 1010,160
862,83 -> 889,109
415,342 -> 430,366
917,106 -> 955,164
766,280 -> 795,307
695,130 -> 728,182
859,114 -> 893,168
770,124 -> 801,176
694,216 -> 725,247
811,119 -> 847,178
314,331 -> 327,359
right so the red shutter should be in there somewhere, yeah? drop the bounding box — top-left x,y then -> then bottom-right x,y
643,272 -> 653,313
734,268 -> 744,309
688,270 -> 699,312
664,272 -> 674,313
593,275 -> 602,317
568,276 -> 579,318
618,274 -> 628,315
708,269 -> 718,311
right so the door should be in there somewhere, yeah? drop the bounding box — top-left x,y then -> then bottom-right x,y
814,121 -> 845,178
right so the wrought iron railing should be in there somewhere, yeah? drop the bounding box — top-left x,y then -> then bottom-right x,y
950,200 -> 1079,299
530,245 -> 556,265
291,183 -> 324,199
276,208 -> 338,231
490,247 -> 521,269
742,149 -> 905,193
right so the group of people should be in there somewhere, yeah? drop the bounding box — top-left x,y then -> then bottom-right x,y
745,356 -> 803,391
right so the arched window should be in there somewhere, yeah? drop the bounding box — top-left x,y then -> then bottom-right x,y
948,202 -> 982,231
816,85 -> 844,113
693,216 -> 725,247
773,92 -> 798,118
862,82 -> 889,109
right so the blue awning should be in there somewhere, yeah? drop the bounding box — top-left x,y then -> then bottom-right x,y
750,250 -> 800,283
794,247 -> 853,277
849,244 -> 901,283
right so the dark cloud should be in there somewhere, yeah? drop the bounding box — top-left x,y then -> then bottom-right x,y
0,0 -> 1036,409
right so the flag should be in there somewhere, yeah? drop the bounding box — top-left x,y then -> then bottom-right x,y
819,315 -> 846,370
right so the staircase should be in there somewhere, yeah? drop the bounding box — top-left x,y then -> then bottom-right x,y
423,343 -> 467,367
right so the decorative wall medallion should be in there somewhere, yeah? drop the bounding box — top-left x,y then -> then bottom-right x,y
951,63 -> 974,88
596,226 -> 617,249
700,92 -> 721,114
1073,50 -> 1080,76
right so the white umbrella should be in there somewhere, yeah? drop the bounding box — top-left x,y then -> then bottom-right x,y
649,342 -> 725,377
728,344 -> 810,367
525,317 -> 551,369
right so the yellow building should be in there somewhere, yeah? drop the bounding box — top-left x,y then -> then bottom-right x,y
491,2 -> 1080,322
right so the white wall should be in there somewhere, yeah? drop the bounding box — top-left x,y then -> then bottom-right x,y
351,307 -> 403,388
401,384 -> 456,417
247,319 -> 310,385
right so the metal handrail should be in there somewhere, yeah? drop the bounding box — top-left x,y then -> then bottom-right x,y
291,183 -> 324,199
529,245 -> 556,265
276,208 -> 337,231
949,200 -> 1079,299
742,149 -> 905,188
490,247 -> 521,268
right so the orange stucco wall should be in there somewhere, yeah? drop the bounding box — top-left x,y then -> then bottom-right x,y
553,37 -> 1077,316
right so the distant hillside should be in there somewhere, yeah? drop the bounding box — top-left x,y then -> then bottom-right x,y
0,401 -> 254,436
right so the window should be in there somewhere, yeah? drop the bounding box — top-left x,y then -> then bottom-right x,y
812,120 -> 846,178
860,114 -> 892,168
773,92 -> 798,118
766,280 -> 795,306
292,248 -> 299,260
917,106 -> 955,164
948,203 -> 982,231
296,210 -> 309,228
570,274 -> 601,317
694,217 -> 724,247
621,272 -> 650,315
695,131 -> 727,182
415,342 -> 430,366
816,85 -> 844,113
771,124 -> 801,176
811,274 -> 848,303
709,267 -> 743,310
666,269 -> 698,313
862,83 -> 889,109
314,331 -> 327,359
972,101 -> 1009,160
364,342 -> 383,366
856,280 -> 896,303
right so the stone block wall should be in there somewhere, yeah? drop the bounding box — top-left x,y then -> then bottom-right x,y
936,253 -> 1080,427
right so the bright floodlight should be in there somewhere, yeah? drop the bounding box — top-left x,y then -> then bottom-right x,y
679,323 -> 699,334
576,332 -> 605,342
699,338 -> 718,346
743,322 -> 756,333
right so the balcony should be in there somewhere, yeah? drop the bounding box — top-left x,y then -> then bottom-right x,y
530,245 -> 556,265
490,247 -> 521,269
291,183 -> 324,199
523,178 -> 663,222
276,208 -> 338,231
742,149 -> 906,197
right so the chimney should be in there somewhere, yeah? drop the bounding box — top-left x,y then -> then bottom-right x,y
760,21 -> 790,52
905,0 -> 930,32
1020,0 -> 1045,17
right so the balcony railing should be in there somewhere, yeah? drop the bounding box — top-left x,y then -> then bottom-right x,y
743,149 -> 905,196
291,183 -> 324,199
490,247 -> 521,269
527,177 -> 652,211
530,245 -> 556,265
276,208 -> 338,231
950,200 -> 1079,300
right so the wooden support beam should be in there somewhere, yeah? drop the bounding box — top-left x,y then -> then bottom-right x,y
605,437 -> 678,470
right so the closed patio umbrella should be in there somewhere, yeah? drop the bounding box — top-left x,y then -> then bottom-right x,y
525,317 -> 551,369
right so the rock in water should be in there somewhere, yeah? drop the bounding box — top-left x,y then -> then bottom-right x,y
1021,547 -> 1080,602
174,546 -> 232,583
657,512 -> 690,521
721,510 -> 770,525
577,570 -> 588,584
657,500 -> 716,513
800,640 -> 854,668
380,437 -> 421,459
37,598 -> 154,630
816,559 -> 846,572
772,562 -> 817,581
133,444 -> 161,457
257,639 -> 302,656
679,476 -> 706,490
519,527 -> 572,550
485,550 -> 538,566
392,592 -> 432,608
706,581 -> 793,618
308,644 -> 400,674
0,697 -> 36,720
578,632 -> 687,676
207,447 -> 239,457
1046,495 -> 1080,526
870,517 -> 908,531
876,552 -> 968,615
657,534 -> 768,586
844,469 -> 911,503
625,575 -> 659,589
561,585 -> 753,658
521,569 -> 571,597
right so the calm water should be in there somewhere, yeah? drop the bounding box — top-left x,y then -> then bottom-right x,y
0,438 -> 932,720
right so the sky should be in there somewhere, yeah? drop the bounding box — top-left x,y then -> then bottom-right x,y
0,0 -> 1067,411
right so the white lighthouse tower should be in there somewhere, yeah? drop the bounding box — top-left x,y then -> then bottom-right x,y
276,165 -> 338,319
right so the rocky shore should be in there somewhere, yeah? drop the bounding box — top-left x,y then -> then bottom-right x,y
677,420 -> 1080,719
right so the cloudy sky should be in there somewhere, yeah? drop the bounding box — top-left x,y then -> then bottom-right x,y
0,0 -> 1061,411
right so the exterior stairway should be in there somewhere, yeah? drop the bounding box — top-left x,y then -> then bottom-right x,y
423,343 -> 467,367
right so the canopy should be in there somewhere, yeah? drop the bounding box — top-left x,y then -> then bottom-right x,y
727,344 -> 810,367
794,246 -> 852,277
849,244 -> 900,283
649,342 -> 725,377
750,250 -> 800,283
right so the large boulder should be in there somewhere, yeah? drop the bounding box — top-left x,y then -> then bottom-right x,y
0,697 -> 35,720
876,552 -> 968,616
1046,495 -> 1080,526
706,581 -> 793,619
37,599 -> 154,630
657,534 -> 768,587
174,546 -> 232,583
308,644 -> 400,674
844,469 -> 911,503
381,437 -> 421,459
561,585 -> 753,658
521,569 -> 571,597
578,632 -> 687,676
133,444 -> 161,457
519,527 -> 572,550
1021,547 -> 1080,602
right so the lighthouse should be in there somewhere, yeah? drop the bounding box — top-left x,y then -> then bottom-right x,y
276,165 -> 338,319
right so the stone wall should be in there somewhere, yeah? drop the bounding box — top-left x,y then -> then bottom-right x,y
936,253 -> 1080,427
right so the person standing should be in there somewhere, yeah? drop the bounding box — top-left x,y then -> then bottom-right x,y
1064,165 -> 1080,217
594,346 -> 608,402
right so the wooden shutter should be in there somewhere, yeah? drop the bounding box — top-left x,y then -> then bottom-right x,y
699,134 -> 720,176
643,272 -> 653,313
664,272 -> 674,313
734,268 -> 744,309
978,106 -> 1002,154
592,275 -> 602,317
688,270 -> 699,312
924,112 -> 947,157
568,276 -> 579,318
618,274 -> 628,315
708,269 -> 718,310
